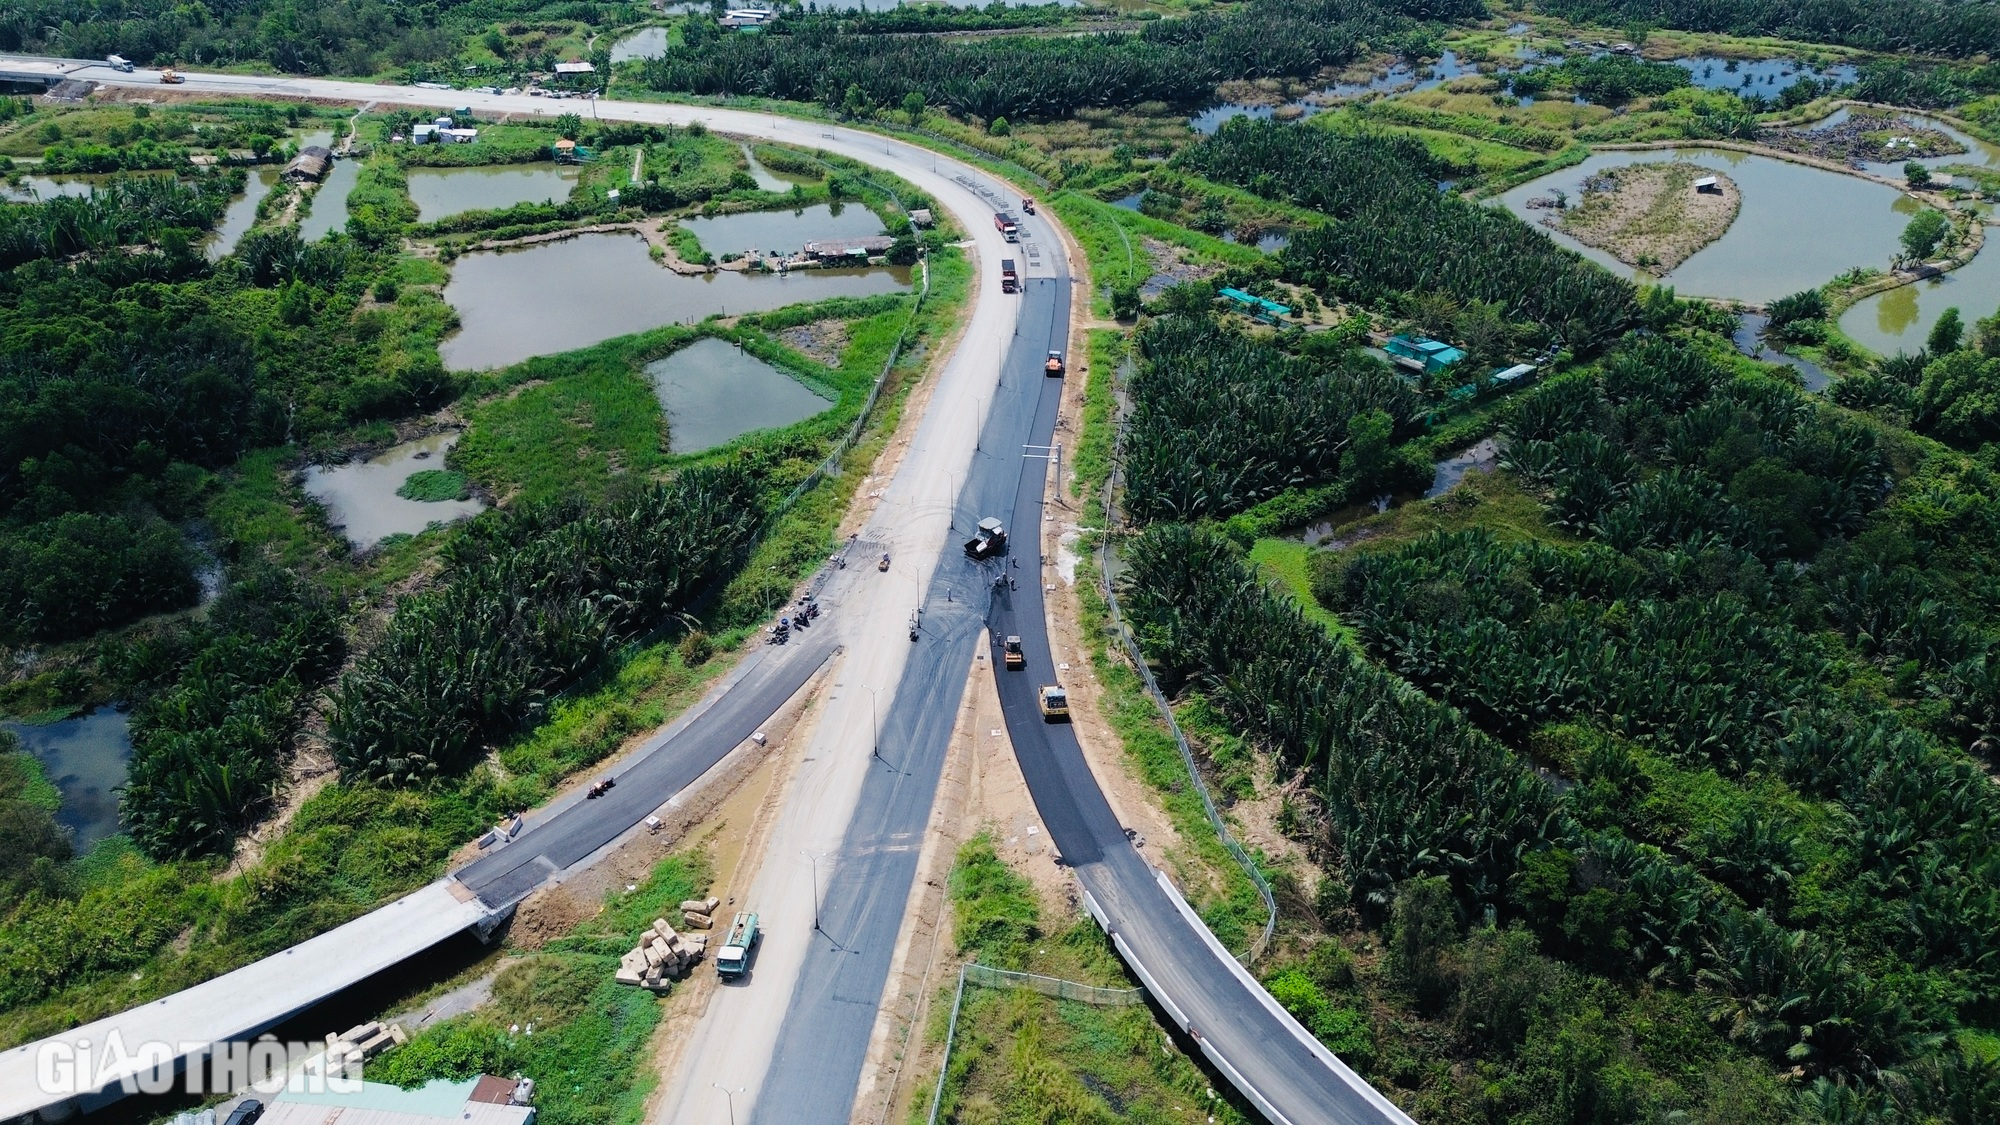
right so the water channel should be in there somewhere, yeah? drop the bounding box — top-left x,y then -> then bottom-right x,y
207,168 -> 278,261
297,156 -> 360,242
439,231 -> 909,371
646,338 -> 835,453
1498,147 -> 1909,303
1733,313 -> 1831,390
1674,56 -> 1858,96
3,709 -> 133,850
0,174 -> 97,201
407,163 -> 579,222
682,202 -> 886,257
301,432 -> 487,549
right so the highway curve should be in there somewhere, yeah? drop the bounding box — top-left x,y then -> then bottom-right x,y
0,56 -> 1412,1125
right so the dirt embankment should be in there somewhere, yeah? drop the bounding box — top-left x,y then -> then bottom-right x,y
1547,161 -> 1740,273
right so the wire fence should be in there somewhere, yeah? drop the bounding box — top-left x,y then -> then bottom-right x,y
925,963 -> 1147,1125
1091,364 -> 1279,966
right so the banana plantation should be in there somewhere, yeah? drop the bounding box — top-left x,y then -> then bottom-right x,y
327,467 -> 763,785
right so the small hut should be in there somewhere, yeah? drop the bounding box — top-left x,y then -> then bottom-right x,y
283,145 -> 334,182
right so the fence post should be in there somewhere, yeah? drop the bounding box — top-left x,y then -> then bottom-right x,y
926,964 -> 971,1125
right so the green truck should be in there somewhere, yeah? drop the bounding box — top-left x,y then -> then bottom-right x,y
716,912 -> 759,978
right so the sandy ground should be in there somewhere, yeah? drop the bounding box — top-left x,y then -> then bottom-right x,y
1549,161 -> 1740,272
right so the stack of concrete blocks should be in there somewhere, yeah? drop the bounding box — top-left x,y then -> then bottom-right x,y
324,1021 -> 408,1073
616,917 -> 709,991
679,897 -> 721,929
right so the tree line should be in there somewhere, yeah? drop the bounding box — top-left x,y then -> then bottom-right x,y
1178,119 -> 1639,350
640,0 -> 1402,122
1540,0 -> 2000,59
327,468 -> 763,786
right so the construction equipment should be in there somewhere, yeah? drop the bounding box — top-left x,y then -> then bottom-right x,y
964,516 -> 1007,560
159,68 -> 184,84
1045,350 -> 1065,376
106,55 -> 134,72
1039,685 -> 1070,721
994,212 -> 1019,242
1004,636 -> 1025,670
1000,258 -> 1018,293
716,912 -> 759,978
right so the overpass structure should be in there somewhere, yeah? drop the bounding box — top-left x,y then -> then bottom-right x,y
0,59 -> 1413,1125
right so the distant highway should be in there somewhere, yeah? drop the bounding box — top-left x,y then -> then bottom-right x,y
0,56 -> 1411,1125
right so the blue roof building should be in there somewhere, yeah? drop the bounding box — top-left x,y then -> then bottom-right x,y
1383,335 -> 1467,376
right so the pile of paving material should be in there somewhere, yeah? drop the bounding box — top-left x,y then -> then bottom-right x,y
616,917 -> 710,991
326,1021 -> 407,1068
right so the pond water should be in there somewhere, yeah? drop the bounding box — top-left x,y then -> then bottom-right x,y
439,231 -> 909,370
742,145 -> 804,192
1498,147 -> 1908,303
647,338 -> 835,453
0,174 -> 99,201
1189,50 -> 1483,134
682,202 -> 886,257
1427,437 -> 1506,497
1672,56 -> 1858,96
611,26 -> 670,63
1222,228 -> 1291,253
1807,107 -> 2000,179
1733,313 -> 1831,391
207,168 -> 278,261
301,432 -> 487,549
1839,245 -> 2000,358
297,155 -> 361,242
407,163 -> 578,222
3,709 -> 133,850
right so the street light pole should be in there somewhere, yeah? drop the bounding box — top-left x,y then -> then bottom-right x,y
712,1084 -> 745,1125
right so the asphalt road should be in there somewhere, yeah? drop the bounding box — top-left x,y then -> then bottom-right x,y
0,56 -> 1414,1125
752,271 -> 1070,1125
454,629 -> 841,908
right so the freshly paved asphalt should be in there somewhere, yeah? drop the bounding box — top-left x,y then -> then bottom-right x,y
753,271 -> 1070,1125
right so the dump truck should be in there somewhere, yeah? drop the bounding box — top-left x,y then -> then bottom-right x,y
1000,258 -> 1018,293
1039,685 -> 1070,721
159,68 -> 184,84
994,212 -> 1019,242
1045,351 -> 1065,376
716,912 -> 759,978
964,516 -> 1007,560
1004,635 -> 1025,670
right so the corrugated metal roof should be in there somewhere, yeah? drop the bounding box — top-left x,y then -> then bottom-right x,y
263,1077 -> 533,1125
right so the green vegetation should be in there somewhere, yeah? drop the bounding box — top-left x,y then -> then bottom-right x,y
922,836 -> 1258,1125
396,469 -> 469,502
1540,0 -> 2000,58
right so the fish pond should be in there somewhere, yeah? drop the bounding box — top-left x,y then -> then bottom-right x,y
682,202 -> 886,258
611,26 -> 671,63
1499,147 -> 1908,303
208,168 -> 279,261
1673,56 -> 1858,96
301,432 -> 487,550
297,155 -> 361,242
439,231 -> 909,371
647,338 -> 835,453
3,709 -> 133,850
0,174 -> 98,201
407,163 -> 579,222
1839,245 -> 2000,359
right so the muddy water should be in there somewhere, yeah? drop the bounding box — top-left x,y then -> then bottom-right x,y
1733,313 -> 1831,390
407,164 -> 579,222
1190,50 -> 1484,134
1499,147 -> 1907,303
207,168 -> 278,260
301,432 -> 487,549
742,145 -> 803,192
647,338 -> 834,453
3,709 -> 133,850
1427,437 -> 1506,497
0,174 -> 98,201
439,231 -> 909,371
681,202 -> 886,257
1839,245 -> 2000,358
297,155 -> 361,242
